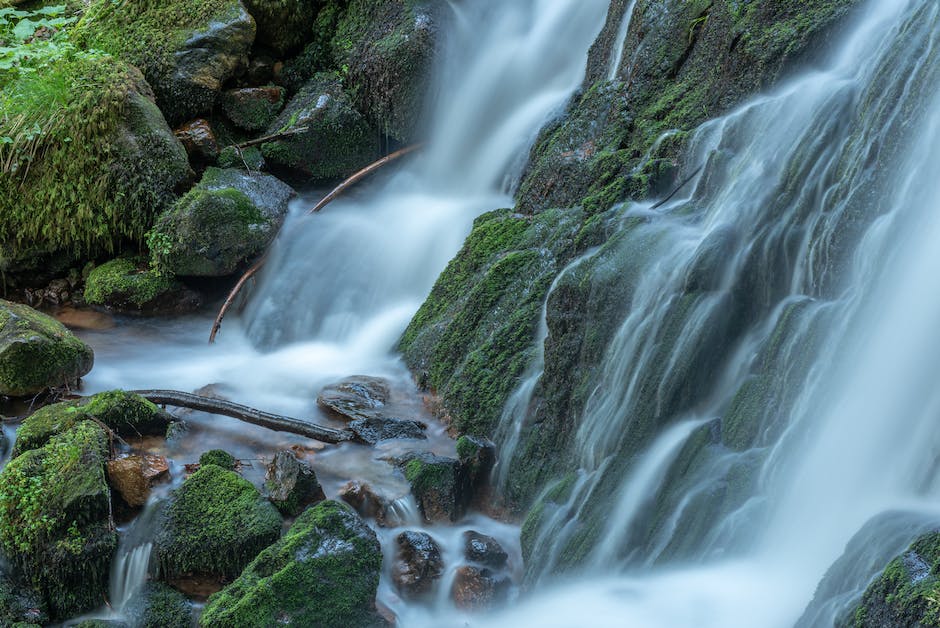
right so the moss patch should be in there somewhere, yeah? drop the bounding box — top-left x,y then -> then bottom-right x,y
84,258 -> 181,311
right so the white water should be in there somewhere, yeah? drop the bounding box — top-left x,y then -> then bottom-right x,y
606,0 -> 638,81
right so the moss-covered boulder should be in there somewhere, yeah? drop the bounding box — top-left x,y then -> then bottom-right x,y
84,258 -> 202,315
13,390 -> 173,456
848,531 -> 940,627
199,500 -> 384,627
243,0 -> 315,54
0,51 -> 191,276
261,73 -> 380,180
400,453 -> 465,523
76,0 -> 256,125
0,300 -> 94,397
124,582 -> 193,628
0,421 -> 116,619
199,448 -> 237,470
149,167 -> 295,277
220,86 -> 285,132
332,0 -> 439,142
0,573 -> 47,626
154,463 -> 282,580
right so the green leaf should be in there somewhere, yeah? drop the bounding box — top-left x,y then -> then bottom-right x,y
12,18 -> 36,42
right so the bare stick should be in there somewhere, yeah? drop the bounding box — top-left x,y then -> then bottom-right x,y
208,144 -> 424,343
231,126 -> 309,150
131,389 -> 357,444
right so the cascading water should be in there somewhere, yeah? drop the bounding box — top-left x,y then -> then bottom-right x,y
606,0 -> 638,81
483,0 -> 940,625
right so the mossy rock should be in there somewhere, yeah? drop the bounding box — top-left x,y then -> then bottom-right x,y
199,449 -> 236,470
242,0 -> 316,54
149,167 -> 295,277
84,258 -> 201,315
0,300 -> 94,397
0,421 -> 117,619
331,0 -> 439,142
155,464 -> 283,580
200,500 -> 384,627
401,453 -> 465,523
220,86 -> 285,132
261,72 -> 380,180
218,145 -> 266,171
0,573 -> 47,626
124,582 -> 193,628
76,0 -> 256,125
0,52 -> 191,274
13,390 -> 173,457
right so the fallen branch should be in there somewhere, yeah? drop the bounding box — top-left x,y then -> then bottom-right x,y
649,164 -> 704,210
208,143 -> 424,343
231,126 -> 309,150
131,389 -> 356,444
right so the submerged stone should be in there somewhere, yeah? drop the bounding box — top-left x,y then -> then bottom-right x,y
450,565 -> 511,611
0,301 -> 94,397
155,464 -> 282,580
200,500 -> 384,627
338,480 -> 391,526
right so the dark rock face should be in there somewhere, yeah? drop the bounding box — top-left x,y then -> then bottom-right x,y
200,500 -> 385,627
339,480 -> 391,526
107,454 -> 170,508
317,375 -> 392,421
400,453 -> 464,523
242,0 -> 315,54
450,565 -> 511,611
0,300 -> 94,397
174,118 -> 221,163
265,450 -> 326,516
149,167 -> 295,277
0,572 -> 47,626
392,531 -> 444,599
349,416 -> 427,444
221,86 -> 285,132
463,531 -> 509,570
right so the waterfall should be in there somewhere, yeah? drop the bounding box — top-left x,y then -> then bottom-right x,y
606,0 -> 638,81
502,0 -> 940,624
241,0 -> 609,352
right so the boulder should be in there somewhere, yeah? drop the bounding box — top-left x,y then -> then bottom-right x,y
200,500 -> 385,627
317,375 -> 391,421
456,435 -> 496,491
348,416 -> 427,444
463,531 -> 508,570
154,464 -> 282,580
392,531 -> 444,599
261,73 -> 380,180
0,54 -> 191,276
14,390 -> 173,457
199,449 -> 237,471
221,86 -> 285,131
83,258 -> 202,315
338,480 -> 391,526
265,450 -> 325,516
400,453 -> 464,523
0,421 -> 117,619
149,167 -> 295,277
107,454 -> 170,508
76,0 -> 256,124
124,582 -> 193,628
174,119 -> 221,163
0,572 -> 47,626
218,145 -> 266,171
0,300 -> 94,397
450,565 -> 511,611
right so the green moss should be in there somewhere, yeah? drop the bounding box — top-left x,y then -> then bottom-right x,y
155,464 -> 282,580
0,300 -> 94,397
84,258 -> 179,310
217,145 -> 266,170
199,449 -> 236,470
125,583 -> 192,628
242,0 -> 316,53
403,454 -> 462,522
14,390 -> 170,456
0,421 -> 116,618
200,500 -> 384,627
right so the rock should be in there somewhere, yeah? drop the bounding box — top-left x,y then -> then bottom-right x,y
124,582 -> 193,628
265,450 -> 325,516
463,531 -> 509,570
246,54 -> 277,85
154,464 -> 282,580
400,453 -> 465,523
0,421 -> 117,619
199,449 -> 237,471
456,435 -> 496,492
317,375 -> 391,421
107,454 -> 170,508
218,145 -> 266,171
242,0 -> 314,54
0,300 -> 94,397
0,572 -> 47,626
338,480 -> 391,525
0,55 -> 191,276
165,421 -> 189,444
174,119 -> 221,162
392,531 -> 444,599
261,73 -> 380,180
450,565 -> 511,612
14,390 -> 173,457
200,500 -> 385,627
149,167 -> 295,277
221,86 -> 285,132
84,258 -> 202,315
348,416 -> 427,444
77,0 -> 257,125
332,0 -> 440,142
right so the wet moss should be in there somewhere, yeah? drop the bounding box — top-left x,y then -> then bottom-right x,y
199,449 -> 236,471
155,464 -> 282,580
83,258 -> 180,311
125,582 -> 193,628
200,500 -> 384,627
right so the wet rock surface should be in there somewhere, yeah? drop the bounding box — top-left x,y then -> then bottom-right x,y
392,531 -> 444,599
106,454 -> 170,507
450,565 -> 511,611
265,449 -> 326,516
339,480 -> 392,526
174,118 -> 221,163
221,86 -> 285,131
349,415 -> 427,444
317,375 -> 392,421
463,530 -> 509,570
